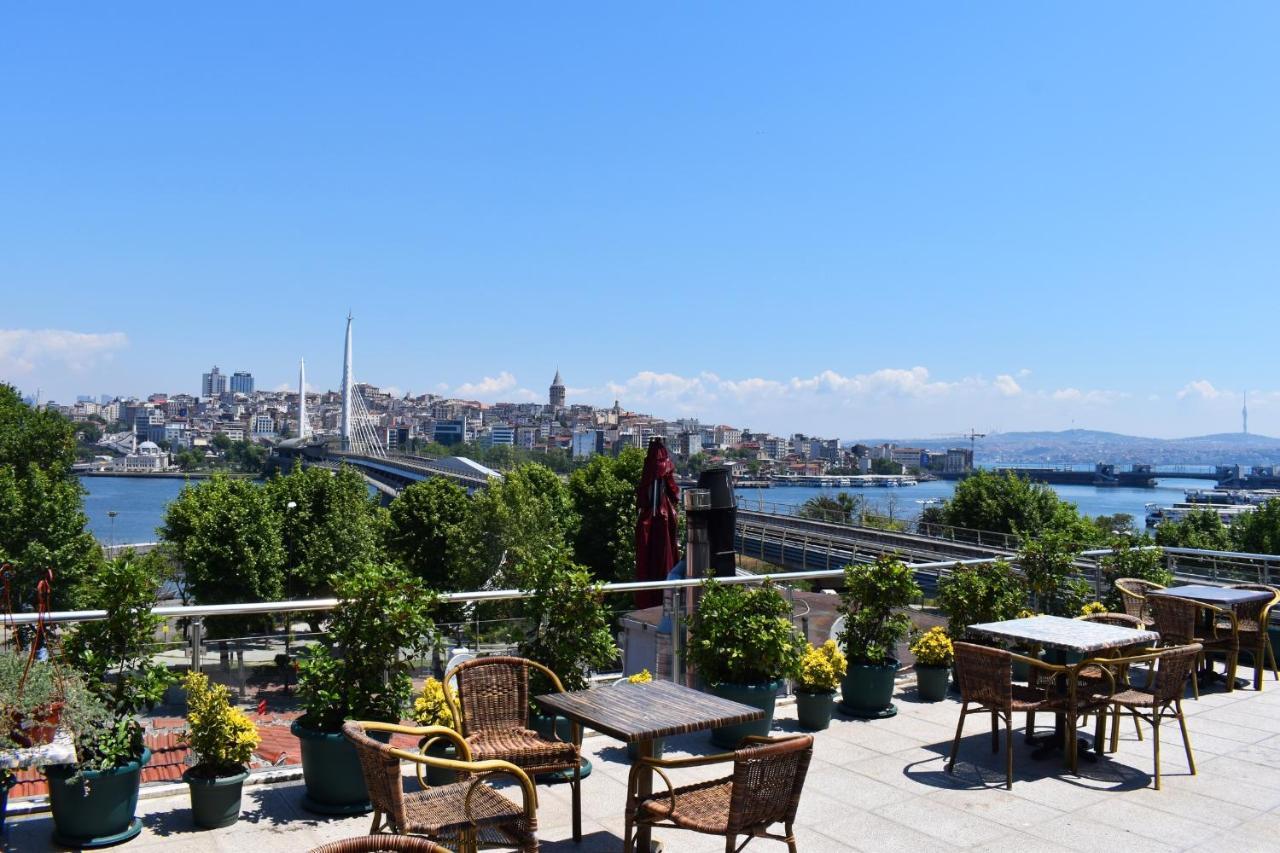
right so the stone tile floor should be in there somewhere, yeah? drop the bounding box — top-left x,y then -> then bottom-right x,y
6,672 -> 1280,852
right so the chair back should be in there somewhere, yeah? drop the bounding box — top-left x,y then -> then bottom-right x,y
953,642 -> 1012,710
450,656 -> 531,736
728,735 -> 814,833
1115,578 -> 1163,623
1080,612 -> 1144,630
1148,595 -> 1198,646
1148,643 -> 1202,702
309,834 -> 453,853
341,721 -> 406,826
1227,584 -> 1279,629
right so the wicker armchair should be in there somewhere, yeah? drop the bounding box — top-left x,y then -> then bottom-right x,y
1148,594 -> 1239,698
1226,584 -> 1279,690
1076,613 -> 1151,742
1115,578 -> 1165,627
311,836 -> 454,853
947,642 -> 1114,786
1105,643 -> 1202,789
623,734 -> 813,853
342,721 -> 538,853
444,656 -> 582,842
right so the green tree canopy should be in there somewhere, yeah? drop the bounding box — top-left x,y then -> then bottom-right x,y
798,492 -> 860,524
1153,508 -> 1233,551
1229,499 -> 1280,555
568,447 -> 644,585
385,476 -> 474,590
936,470 -> 1099,542
467,462 -> 576,589
0,384 -> 102,607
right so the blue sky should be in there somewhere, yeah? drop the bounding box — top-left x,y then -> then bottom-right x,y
2,3 -> 1278,438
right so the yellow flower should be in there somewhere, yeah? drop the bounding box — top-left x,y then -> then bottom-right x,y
797,641 -> 846,693
1081,601 -> 1108,616
627,669 -> 653,684
182,671 -> 260,770
412,677 -> 457,729
909,626 -> 954,667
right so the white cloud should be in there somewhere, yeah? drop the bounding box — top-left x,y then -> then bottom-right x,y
1177,380 -> 1225,401
994,374 -> 1022,396
454,371 -> 518,398
0,329 -> 128,374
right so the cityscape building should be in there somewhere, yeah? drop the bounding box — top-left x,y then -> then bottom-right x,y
230,371 -> 254,395
549,369 -> 566,410
201,366 -> 226,398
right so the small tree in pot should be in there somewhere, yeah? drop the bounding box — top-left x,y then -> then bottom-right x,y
909,627 -> 954,702
293,562 -> 437,815
837,556 -> 921,719
182,671 -> 260,828
411,677 -> 459,786
689,579 -> 804,747
794,641 -> 846,731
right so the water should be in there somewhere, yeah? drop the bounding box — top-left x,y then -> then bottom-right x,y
78,472 -> 1215,545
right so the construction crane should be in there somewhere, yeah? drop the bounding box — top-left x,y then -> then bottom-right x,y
933,429 -> 987,461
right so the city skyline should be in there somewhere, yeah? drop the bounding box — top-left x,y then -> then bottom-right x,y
4,5 -> 1280,436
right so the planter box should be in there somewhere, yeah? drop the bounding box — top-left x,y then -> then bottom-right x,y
292,720 -> 388,815
915,664 -> 949,702
184,768 -> 249,829
706,681 -> 780,748
838,660 -> 899,719
795,691 -> 835,731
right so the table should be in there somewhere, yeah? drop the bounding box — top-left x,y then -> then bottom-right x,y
536,679 -> 765,852
1148,585 -> 1272,689
967,616 -> 1160,760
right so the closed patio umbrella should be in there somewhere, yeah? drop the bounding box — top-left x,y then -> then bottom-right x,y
634,437 -> 680,609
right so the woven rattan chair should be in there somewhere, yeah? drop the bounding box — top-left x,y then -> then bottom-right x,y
342,721 -> 538,853
444,656 -> 582,842
947,642 -> 1114,786
1115,578 -> 1165,627
1226,584 -> 1280,690
623,734 -> 813,853
1076,612 -> 1151,742
310,836 -> 454,853
1148,594 -> 1239,698
1105,643 -> 1201,789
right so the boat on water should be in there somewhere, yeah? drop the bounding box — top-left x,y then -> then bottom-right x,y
1145,501 -> 1258,529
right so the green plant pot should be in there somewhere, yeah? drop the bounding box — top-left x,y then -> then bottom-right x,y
44,747 -> 151,848
1,772 -> 15,834
419,737 -> 459,787
706,681 -> 780,748
838,659 -> 899,719
184,767 -> 249,829
292,719 -> 388,815
529,713 -> 591,783
915,664 -> 950,702
795,691 -> 836,731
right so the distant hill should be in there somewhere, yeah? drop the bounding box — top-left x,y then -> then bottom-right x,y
848,429 -> 1280,466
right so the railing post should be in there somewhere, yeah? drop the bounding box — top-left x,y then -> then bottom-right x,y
671,586 -> 684,685
190,616 -> 204,673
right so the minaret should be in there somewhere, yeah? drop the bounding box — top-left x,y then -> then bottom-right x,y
340,314 -> 354,449
298,358 -> 309,439
1243,391 -> 1249,435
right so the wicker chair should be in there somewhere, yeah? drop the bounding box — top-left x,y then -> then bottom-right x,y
1076,612 -> 1151,742
1105,643 -> 1202,789
342,721 -> 538,853
1115,578 -> 1165,627
623,734 -> 813,853
311,836 -> 454,853
1226,584 -> 1280,690
444,656 -> 582,843
947,642 -> 1114,786
1148,594 -> 1239,698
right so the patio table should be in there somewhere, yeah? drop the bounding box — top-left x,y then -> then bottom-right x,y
535,679 -> 765,852
1147,585 -> 1273,689
968,615 -> 1159,760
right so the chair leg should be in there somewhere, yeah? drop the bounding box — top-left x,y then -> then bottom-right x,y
1133,709 -> 1144,741
1253,643 -> 1264,691
990,711 -> 999,753
623,810 -> 635,853
1004,712 -> 1013,790
785,821 -> 797,853
947,704 -> 968,772
1267,636 -> 1280,682
725,835 -> 737,853
1152,710 -> 1162,790
572,761 -> 582,843
1110,704 -> 1120,753
369,810 -> 382,834
1226,651 -> 1238,692
1189,659 -> 1200,700
1025,710 -> 1036,744
1174,699 -> 1196,776
1094,708 -> 1107,755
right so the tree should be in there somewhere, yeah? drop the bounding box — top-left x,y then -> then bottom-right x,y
798,492 -> 859,524
937,470 -> 1099,543
0,384 -> 102,608
568,448 -> 644,585
519,553 -> 619,693
161,474 -> 285,635
1154,508 -> 1232,551
938,559 -> 1026,639
466,462 -> 576,590
74,422 -> 102,445
386,476 -> 474,591
211,433 -> 233,452
1099,543 -> 1172,611
1231,499 -> 1280,555
266,464 -> 384,599
1018,531 -> 1089,617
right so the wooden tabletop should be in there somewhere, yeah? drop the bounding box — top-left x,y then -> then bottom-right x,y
968,615 -> 1160,654
534,679 -> 766,743
1147,585 -> 1274,606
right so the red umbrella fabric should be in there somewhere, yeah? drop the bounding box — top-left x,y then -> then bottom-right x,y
634,437 -> 680,609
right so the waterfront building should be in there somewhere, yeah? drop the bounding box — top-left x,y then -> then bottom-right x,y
201,366 -> 227,398
111,439 -> 172,472
549,369 -> 566,410
943,447 -> 973,474
230,371 -> 255,395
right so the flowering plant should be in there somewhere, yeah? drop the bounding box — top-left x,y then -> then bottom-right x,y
627,669 -> 653,684
1080,601 -> 1108,616
1016,609 -> 1037,620
796,641 -> 846,694
183,672 -> 259,777
411,677 -> 456,729
909,626 -> 954,667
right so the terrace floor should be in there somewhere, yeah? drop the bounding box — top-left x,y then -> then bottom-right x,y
6,670 -> 1280,852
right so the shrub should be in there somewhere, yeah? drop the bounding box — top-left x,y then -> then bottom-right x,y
1099,544 -> 1172,611
938,560 -> 1027,640
796,641 -> 846,694
909,627 -> 954,667
1019,532 -> 1089,617
183,672 -> 259,776
1080,601 -> 1108,616
689,579 -> 804,686
519,553 -> 619,695
627,669 -> 653,684
411,677 -> 456,729
837,556 -> 922,665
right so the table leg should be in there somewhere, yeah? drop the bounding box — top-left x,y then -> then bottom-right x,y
634,739 -> 660,853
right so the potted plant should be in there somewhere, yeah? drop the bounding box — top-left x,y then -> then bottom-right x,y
411,677 -> 458,786
519,555 -> 618,780
622,670 -> 665,760
837,556 -> 921,719
688,579 -> 804,748
181,671 -> 260,828
52,556 -> 174,848
293,562 -> 437,814
909,627 -> 953,702
794,641 -> 846,731
1,649 -> 65,748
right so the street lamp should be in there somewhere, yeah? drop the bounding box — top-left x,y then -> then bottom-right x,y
107,510 -> 118,552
